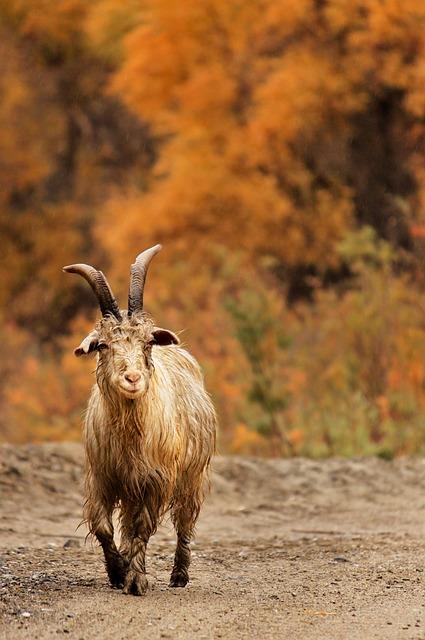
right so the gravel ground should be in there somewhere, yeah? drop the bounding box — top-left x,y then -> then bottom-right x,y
1,443 -> 425,639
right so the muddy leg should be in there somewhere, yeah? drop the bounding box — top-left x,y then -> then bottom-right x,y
170,530 -> 191,587
120,504 -> 158,596
85,501 -> 127,589
170,495 -> 201,588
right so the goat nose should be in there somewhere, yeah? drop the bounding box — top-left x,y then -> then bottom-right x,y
124,371 -> 141,384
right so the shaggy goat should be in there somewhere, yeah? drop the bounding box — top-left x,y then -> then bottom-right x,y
64,245 -> 216,595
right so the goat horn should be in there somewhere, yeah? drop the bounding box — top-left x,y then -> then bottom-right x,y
63,264 -> 122,321
128,244 -> 162,316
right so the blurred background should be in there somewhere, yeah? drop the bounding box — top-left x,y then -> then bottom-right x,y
1,0 -> 425,457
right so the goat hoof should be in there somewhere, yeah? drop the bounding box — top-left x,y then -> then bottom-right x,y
169,573 -> 189,588
106,557 -> 128,589
123,570 -> 148,596
110,577 -> 125,589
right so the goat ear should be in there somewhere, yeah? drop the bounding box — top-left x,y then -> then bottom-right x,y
74,330 -> 103,357
151,327 -> 180,346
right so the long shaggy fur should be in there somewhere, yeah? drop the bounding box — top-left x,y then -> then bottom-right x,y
80,313 -> 216,595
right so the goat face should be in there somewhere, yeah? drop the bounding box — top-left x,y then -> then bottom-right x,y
75,316 -> 179,400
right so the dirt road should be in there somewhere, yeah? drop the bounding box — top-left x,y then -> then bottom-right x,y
0,443 -> 424,639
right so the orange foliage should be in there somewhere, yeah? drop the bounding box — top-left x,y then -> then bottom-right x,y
3,316 -> 95,443
230,423 -> 269,457
105,0 -> 358,269
0,33 -> 51,201
2,0 -> 425,458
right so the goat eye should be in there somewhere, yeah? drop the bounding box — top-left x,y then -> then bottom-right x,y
97,343 -> 108,351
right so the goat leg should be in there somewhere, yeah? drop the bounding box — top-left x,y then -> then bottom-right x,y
170,489 -> 203,588
122,536 -> 149,596
170,531 -> 191,587
85,500 -> 127,589
120,504 -> 159,596
98,532 -> 128,589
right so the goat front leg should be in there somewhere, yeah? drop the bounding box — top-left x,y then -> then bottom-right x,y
85,499 -> 127,589
120,503 -> 158,596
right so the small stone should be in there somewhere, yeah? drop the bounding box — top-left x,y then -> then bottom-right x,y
20,611 -> 31,618
63,539 -> 80,549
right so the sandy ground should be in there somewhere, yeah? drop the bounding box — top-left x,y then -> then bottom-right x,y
0,443 -> 425,639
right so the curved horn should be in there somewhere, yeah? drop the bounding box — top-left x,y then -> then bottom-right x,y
63,263 -> 122,321
128,244 -> 162,316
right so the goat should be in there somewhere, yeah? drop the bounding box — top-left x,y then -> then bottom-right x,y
63,245 -> 216,595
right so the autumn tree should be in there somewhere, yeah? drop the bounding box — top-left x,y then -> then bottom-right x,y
2,0 -> 425,455
0,0 -> 154,439
96,0 -> 425,288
